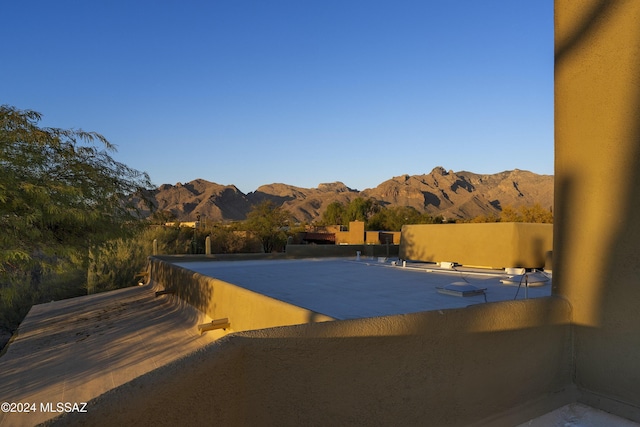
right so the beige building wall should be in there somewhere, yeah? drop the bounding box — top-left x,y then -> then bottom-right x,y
315,222 -> 400,245
554,0 -> 640,416
400,223 -> 553,269
364,230 -> 401,245
335,220 -> 365,244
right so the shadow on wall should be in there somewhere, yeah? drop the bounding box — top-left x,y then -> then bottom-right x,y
150,258 -> 214,316
554,0 -> 640,329
554,0 -> 612,64
512,234 -> 548,270
399,226 -> 433,262
554,0 -> 640,415
49,298 -> 573,427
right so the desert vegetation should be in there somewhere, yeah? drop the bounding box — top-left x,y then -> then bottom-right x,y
466,203 -> 553,224
0,105 -> 553,349
0,105 -> 154,345
319,198 -> 445,230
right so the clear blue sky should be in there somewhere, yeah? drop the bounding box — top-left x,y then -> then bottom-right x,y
2,0 -> 553,194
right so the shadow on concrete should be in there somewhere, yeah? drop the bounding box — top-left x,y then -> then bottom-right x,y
0,281 -> 214,426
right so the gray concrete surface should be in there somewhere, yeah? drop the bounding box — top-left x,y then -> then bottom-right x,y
518,403 -> 640,426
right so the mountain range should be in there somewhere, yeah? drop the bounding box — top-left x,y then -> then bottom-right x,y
141,167 -> 554,223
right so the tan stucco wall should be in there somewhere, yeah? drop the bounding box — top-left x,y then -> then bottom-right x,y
149,258 -> 334,332
335,220 -> 365,244
51,297 -> 573,427
312,223 -> 400,245
365,230 -> 401,244
285,243 -> 399,258
400,223 -> 553,269
555,0 -> 640,417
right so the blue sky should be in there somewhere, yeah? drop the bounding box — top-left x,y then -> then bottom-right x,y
2,0 -> 553,194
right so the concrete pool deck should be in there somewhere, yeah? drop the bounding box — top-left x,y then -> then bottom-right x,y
174,257 -> 552,320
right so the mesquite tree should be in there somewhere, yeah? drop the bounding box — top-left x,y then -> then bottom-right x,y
0,105 -> 154,281
244,200 -> 291,253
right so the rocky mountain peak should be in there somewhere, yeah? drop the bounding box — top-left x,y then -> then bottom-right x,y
144,168 -> 553,223
317,182 -> 354,193
431,166 -> 450,176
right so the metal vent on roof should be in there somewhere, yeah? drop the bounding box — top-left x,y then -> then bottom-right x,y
436,282 -> 487,297
500,271 -> 550,287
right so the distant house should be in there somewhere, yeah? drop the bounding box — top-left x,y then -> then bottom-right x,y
299,221 -> 401,245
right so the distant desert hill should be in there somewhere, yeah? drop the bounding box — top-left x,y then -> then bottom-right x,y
361,167 -> 553,220
142,167 -> 553,223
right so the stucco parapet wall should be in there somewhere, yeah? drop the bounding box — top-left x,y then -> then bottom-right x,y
152,252 -> 296,262
148,256 -> 335,333
400,222 -> 553,269
49,296 -> 573,427
285,243 -> 399,258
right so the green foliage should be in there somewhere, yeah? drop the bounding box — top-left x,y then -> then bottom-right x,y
320,201 -> 346,226
468,204 -> 553,223
0,261 -> 87,335
320,198 -> 443,231
0,105 -> 154,274
150,222 -> 260,255
149,225 -> 197,254
319,198 -> 381,226
87,236 -> 149,294
150,210 -> 177,224
0,280 -> 37,333
205,223 -> 259,254
367,206 -> 444,231
505,203 -> 553,223
0,105 -> 154,336
468,214 -> 501,223
243,201 -> 291,253
345,197 -> 380,223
